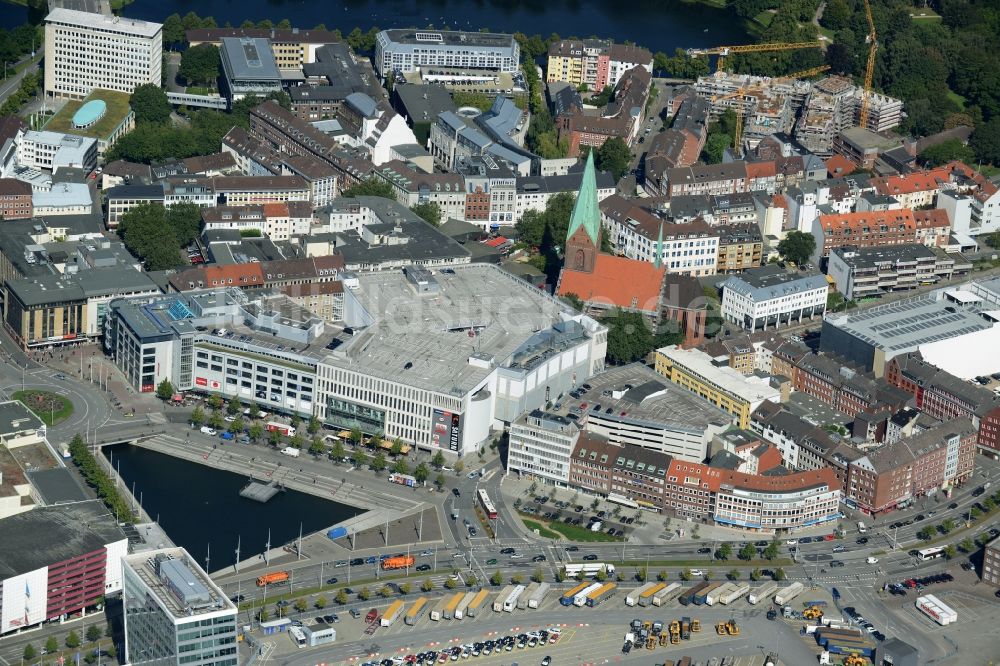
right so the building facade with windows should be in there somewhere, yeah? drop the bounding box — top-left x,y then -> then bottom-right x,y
720,266 -> 828,332
374,29 -> 520,78
44,9 -> 162,100
508,410 -> 581,485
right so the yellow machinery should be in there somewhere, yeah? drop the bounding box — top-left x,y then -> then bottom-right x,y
686,41 -> 823,72
646,635 -> 657,650
716,621 -> 728,635
803,605 -> 825,620
691,618 -> 701,632
669,620 -> 681,635
710,65 -> 831,154
643,620 -> 653,631
843,655 -> 867,666
726,619 -> 741,636
859,0 -> 878,128
659,634 -> 670,647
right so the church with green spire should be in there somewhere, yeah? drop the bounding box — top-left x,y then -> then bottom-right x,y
563,151 -> 603,274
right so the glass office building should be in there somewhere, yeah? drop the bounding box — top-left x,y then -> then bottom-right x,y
122,548 -> 238,666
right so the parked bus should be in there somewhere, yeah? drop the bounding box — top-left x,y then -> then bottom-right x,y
478,489 -> 498,519
916,546 -> 946,561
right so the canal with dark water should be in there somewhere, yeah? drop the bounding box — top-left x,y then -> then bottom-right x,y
3,0 -> 749,55
104,443 -> 359,569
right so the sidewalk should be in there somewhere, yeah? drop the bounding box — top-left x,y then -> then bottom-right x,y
43,343 -> 161,417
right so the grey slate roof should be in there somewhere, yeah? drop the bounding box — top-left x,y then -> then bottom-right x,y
722,265 -> 827,302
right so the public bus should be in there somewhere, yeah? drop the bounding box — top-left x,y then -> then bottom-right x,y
917,546 -> 946,561
477,489 -> 498,519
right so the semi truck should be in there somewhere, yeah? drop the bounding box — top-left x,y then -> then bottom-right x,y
627,583 -> 659,607
381,556 -> 414,570
404,597 -> 427,626
517,583 -> 540,610
719,582 -> 751,605
694,582 -> 721,605
774,581 -> 805,605
526,582 -> 549,609
561,582 -> 591,606
814,628 -> 875,657
493,585 -> 515,612
585,582 -> 617,607
388,473 -> 416,487
563,563 -> 616,578
255,571 -> 289,587
638,583 -> 666,607
442,592 -> 464,619
679,582 -> 709,606
748,581 -> 778,605
503,585 -> 526,612
454,591 -> 477,619
705,583 -> 734,606
430,595 -> 451,621
381,600 -> 405,627
651,582 -> 682,606
574,582 -> 604,607
916,594 -> 957,626
466,589 -> 490,617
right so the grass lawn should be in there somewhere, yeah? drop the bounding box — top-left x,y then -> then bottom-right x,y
185,86 -> 215,96
44,89 -> 132,140
752,10 -> 775,28
910,7 -> 941,19
522,519 -> 561,540
13,390 -> 74,426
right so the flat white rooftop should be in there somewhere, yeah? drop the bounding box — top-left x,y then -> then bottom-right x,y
45,8 -> 161,37
919,324 -> 1000,380
657,345 -> 782,404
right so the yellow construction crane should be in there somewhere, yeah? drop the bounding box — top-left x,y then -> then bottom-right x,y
860,0 -> 878,129
710,65 -> 831,153
686,41 -> 824,72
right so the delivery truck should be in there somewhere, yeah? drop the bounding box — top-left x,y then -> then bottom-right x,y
388,473 -> 416,487
627,583 -> 659,607
574,582 -> 604,607
651,582 -> 682,606
443,592 -> 464,619
280,446 -> 300,457
748,581 -> 778,605
503,585 -> 526,612
561,582 -> 590,606
916,594 -> 957,626
694,582 -> 721,605
255,571 -> 289,587
430,595 -> 451,621
381,600 -> 405,627
465,589 -> 490,617
454,591 -> 477,619
774,582 -> 805,606
404,597 -> 427,625
381,556 -> 414,570
719,582 -> 751,605
493,585 -> 515,612
563,563 -> 617,578
585,582 -> 617,607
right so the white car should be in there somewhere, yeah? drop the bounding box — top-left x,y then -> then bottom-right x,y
689,569 -> 705,577
866,556 -> 879,564
786,539 -> 798,545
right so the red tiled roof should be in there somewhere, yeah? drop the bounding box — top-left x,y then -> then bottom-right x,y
745,160 -> 776,180
483,237 -> 509,247
872,167 -> 951,196
263,202 -> 289,218
825,154 -> 856,177
667,459 -> 839,495
911,209 -> 950,229
557,254 -> 665,314
818,209 -> 916,233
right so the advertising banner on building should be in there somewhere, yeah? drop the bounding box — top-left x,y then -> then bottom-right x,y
432,409 -> 462,452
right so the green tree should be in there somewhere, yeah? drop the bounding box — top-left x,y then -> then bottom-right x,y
444,577 -> 457,590
335,589 -> 348,605
604,310 -> 656,365
920,138 -> 976,167
940,519 -> 956,534
595,137 -> 632,180
307,416 -> 321,435
247,402 -> 261,420
435,472 -> 446,488
330,439 -> 346,461
958,537 -> 975,553
166,203 -> 204,247
970,117 -> 1000,166
293,598 -> 308,612
511,573 -> 524,584
352,449 -> 369,468
226,396 -> 242,416
162,13 -> 185,46
943,545 -> 958,559
229,416 -> 244,433
453,460 -> 464,474
749,568 -> 761,581
727,569 -> 741,580
680,568 -> 693,581
179,43 -> 221,87
399,582 -> 411,595
118,204 -> 182,270
131,84 -> 171,124
739,542 -> 757,561
190,405 -> 205,427
773,567 -> 786,581
392,458 -> 409,475
390,438 -> 404,456
410,202 -> 442,227
23,644 -> 36,662
357,586 -> 371,601
918,525 -> 936,540
314,595 -> 327,609
268,429 -> 283,448
45,637 -> 58,655
716,542 -> 732,561
531,567 -> 544,583
379,584 -> 393,598
777,231 -> 816,266
208,410 -> 225,430
66,631 -> 81,649
248,423 -> 264,442
421,579 -> 434,592
349,427 -> 364,445
341,179 -> 397,199
432,450 -> 446,468
764,541 -> 779,560
820,0 -> 851,31
371,452 -> 387,472
414,462 -> 430,483
258,606 -> 269,621
490,570 -> 503,586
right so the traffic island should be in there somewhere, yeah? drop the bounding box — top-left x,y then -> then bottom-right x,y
12,390 -> 74,426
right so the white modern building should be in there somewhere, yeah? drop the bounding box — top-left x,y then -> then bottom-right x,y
44,9 -> 163,100
508,410 -> 581,484
122,548 -> 238,666
15,130 -> 97,173
0,501 -> 127,635
373,29 -> 520,79
721,266 -> 828,332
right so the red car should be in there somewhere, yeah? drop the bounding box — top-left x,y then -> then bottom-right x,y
365,608 -> 378,623
823,534 -> 835,541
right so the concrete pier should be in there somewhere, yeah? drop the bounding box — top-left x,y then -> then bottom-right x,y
239,480 -> 281,502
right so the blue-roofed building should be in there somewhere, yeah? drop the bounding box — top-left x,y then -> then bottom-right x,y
720,265 -> 829,332
220,37 -> 282,104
